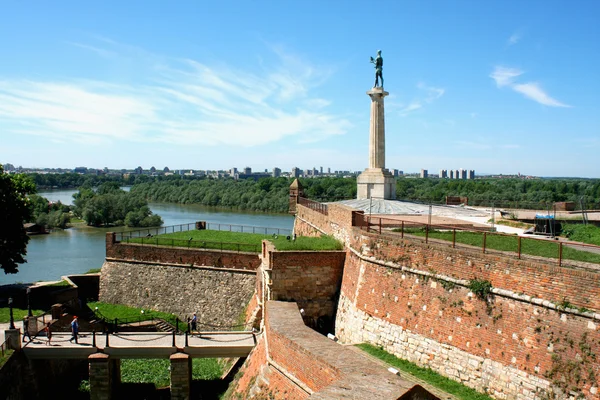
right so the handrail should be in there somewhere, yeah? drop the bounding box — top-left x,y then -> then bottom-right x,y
298,197 -> 328,215
119,236 -> 261,253
358,215 -> 600,267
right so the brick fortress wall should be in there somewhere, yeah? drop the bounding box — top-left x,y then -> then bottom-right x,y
228,301 -> 438,400
295,203 -> 600,399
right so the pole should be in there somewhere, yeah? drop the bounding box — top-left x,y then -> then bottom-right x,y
483,232 -> 487,254
558,242 -> 563,267
27,288 -> 32,317
8,298 -> 15,330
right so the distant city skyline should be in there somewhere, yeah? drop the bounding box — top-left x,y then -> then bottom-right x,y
1,1 -> 598,177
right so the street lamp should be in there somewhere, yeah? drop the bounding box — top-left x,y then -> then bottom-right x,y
8,297 -> 15,329
26,288 -> 32,317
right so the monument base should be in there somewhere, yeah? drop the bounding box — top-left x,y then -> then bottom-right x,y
357,168 -> 396,200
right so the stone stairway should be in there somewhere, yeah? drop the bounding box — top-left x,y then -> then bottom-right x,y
154,319 -> 176,332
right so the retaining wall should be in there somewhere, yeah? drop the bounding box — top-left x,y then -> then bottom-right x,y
99,260 -> 256,329
105,233 -> 260,271
295,203 -> 600,399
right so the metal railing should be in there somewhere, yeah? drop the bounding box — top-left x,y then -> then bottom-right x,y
298,197 -> 328,215
117,222 -> 198,242
119,236 -> 261,253
116,222 -> 292,243
358,216 -> 600,268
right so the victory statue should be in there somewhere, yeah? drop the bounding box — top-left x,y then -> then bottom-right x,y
370,50 -> 383,88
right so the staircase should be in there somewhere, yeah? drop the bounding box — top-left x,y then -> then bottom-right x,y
154,319 -> 176,332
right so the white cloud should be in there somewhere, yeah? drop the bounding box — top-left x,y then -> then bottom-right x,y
507,33 -> 521,46
490,66 -> 571,107
490,66 -> 523,87
512,82 -> 571,108
67,42 -> 116,58
0,45 -> 351,147
398,83 -> 445,116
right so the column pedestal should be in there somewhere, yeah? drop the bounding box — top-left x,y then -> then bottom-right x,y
170,352 -> 191,400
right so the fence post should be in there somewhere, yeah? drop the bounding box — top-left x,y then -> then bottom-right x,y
558,242 -> 563,267
452,229 -> 456,248
425,224 -> 429,244
518,236 -> 522,259
483,232 -> 487,254
105,332 -> 109,347
172,331 -> 176,347
185,331 -> 189,347
379,218 -> 382,234
401,221 -> 404,238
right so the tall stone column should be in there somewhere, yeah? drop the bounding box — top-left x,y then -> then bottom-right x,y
170,352 -> 191,400
357,87 -> 396,200
368,88 -> 388,169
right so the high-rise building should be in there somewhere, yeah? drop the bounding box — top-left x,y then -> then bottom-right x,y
439,169 -> 448,178
243,167 -> 252,175
420,169 -> 428,178
468,170 -> 475,180
460,169 -> 467,179
272,167 -> 281,177
449,170 -> 454,179
455,169 -> 460,180
230,167 -> 238,175
291,167 -> 300,178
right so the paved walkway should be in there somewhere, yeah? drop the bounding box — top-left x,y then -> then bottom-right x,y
21,331 -> 256,359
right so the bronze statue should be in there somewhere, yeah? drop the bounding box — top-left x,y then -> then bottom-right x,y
370,50 -> 383,88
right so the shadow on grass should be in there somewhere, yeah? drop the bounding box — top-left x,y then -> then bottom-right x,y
117,383 -> 171,399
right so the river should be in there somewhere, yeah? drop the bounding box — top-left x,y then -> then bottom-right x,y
0,189 -> 294,286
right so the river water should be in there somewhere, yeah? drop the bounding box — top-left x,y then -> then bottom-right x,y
0,189 -> 294,286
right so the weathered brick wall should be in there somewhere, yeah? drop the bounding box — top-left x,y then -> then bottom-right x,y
105,232 -> 260,271
99,260 -> 255,329
294,203 -> 358,244
336,243 -> 600,399
227,301 -> 439,400
263,242 -> 346,331
352,230 -> 600,311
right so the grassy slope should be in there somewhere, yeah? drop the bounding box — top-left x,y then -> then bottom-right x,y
396,228 -> 600,264
127,230 -> 342,252
563,223 -> 600,246
356,344 -> 492,400
87,301 -> 180,327
0,307 -> 45,323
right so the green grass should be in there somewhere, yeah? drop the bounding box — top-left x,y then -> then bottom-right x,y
356,344 -> 492,400
45,280 -> 71,287
126,230 -> 342,252
120,358 -> 222,388
85,268 -> 102,274
562,223 -> 600,246
394,227 -> 600,264
87,302 -> 180,327
78,358 -> 222,392
0,307 -> 45,323
0,348 -> 14,368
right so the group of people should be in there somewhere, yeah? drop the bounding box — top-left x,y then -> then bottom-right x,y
21,315 -> 79,345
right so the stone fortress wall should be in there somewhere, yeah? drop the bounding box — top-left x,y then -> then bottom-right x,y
100,233 -> 258,329
295,203 -> 600,399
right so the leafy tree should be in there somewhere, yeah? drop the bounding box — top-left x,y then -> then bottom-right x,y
0,165 -> 36,274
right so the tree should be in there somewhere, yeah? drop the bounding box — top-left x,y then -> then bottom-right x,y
0,164 -> 36,274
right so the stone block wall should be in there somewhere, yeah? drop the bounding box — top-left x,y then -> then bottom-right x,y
99,260 -> 256,330
105,232 -> 260,271
263,241 -> 346,332
336,242 -> 600,399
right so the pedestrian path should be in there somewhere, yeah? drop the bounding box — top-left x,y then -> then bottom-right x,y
21,331 -> 256,359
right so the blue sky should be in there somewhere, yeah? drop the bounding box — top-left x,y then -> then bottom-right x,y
0,1 -> 598,177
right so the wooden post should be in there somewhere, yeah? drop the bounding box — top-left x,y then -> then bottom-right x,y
425,224 -> 429,244
558,242 -> 563,266
483,232 -> 487,254
518,236 -> 522,259
452,229 -> 456,248
378,218 -> 382,234
401,221 -> 404,238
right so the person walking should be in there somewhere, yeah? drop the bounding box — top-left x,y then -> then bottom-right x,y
191,312 -> 197,333
22,317 -> 32,342
69,316 -> 79,344
44,322 -> 52,346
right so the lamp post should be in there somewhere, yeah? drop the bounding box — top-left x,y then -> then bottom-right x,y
26,288 -> 32,317
8,297 -> 15,329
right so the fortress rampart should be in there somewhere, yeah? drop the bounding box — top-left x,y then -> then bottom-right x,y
295,203 -> 600,399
